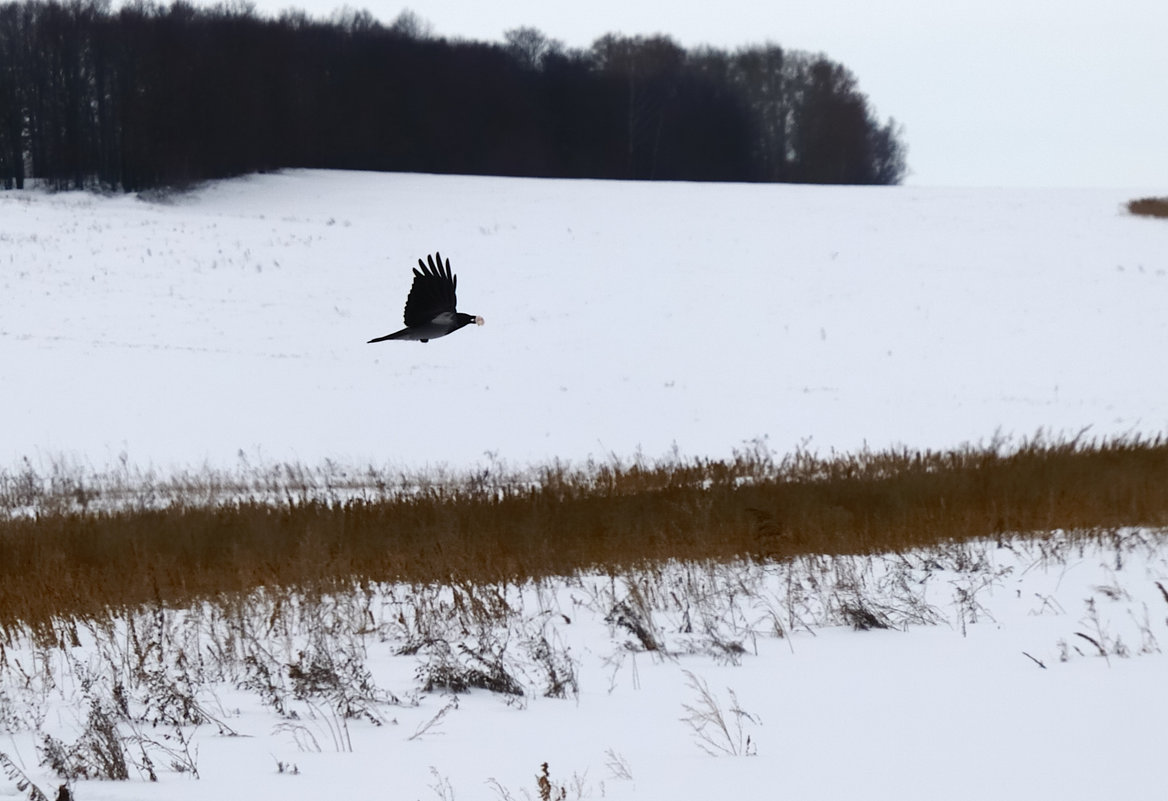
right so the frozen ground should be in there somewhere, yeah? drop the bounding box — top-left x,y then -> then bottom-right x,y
3,171 -> 1167,476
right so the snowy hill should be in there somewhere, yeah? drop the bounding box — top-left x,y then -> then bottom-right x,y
4,171 -> 1166,475
2,170 -> 1168,801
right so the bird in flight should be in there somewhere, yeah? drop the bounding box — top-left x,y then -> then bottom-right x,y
367,251 -> 484,344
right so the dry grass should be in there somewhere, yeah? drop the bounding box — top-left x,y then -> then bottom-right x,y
1127,197 -> 1168,219
3,432 -> 1168,630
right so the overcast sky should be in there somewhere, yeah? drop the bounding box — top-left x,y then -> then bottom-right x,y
228,0 -> 1167,188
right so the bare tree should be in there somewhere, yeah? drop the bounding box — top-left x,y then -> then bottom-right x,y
503,26 -> 561,71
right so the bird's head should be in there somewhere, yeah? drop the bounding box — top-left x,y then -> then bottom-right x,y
474,315 -> 485,327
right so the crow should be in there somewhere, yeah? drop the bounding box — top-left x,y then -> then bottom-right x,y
367,251 -> 484,343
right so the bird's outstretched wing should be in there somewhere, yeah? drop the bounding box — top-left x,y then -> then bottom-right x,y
403,252 -> 458,326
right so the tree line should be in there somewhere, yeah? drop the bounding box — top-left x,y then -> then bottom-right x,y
0,0 -> 908,192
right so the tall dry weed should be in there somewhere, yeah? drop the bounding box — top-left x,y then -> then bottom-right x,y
3,433 -> 1168,627
1127,197 -> 1168,219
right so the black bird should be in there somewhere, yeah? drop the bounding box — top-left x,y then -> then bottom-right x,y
367,251 -> 484,344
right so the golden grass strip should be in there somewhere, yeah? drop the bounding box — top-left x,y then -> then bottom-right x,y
1127,197 -> 1168,219
3,433 -> 1168,630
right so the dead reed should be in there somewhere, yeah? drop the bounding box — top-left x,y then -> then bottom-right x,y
3,432 -> 1168,629
1127,196 -> 1168,219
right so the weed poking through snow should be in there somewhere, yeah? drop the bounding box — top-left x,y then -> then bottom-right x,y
679,670 -> 760,757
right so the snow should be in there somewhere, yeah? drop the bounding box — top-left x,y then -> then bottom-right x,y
2,536 -> 1167,800
3,171 -> 1168,800
4,171 -> 1167,475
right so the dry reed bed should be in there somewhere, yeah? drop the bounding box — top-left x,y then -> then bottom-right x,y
1127,196 -> 1168,219
3,433 -> 1168,629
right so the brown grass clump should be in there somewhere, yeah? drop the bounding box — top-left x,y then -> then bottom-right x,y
3,432 -> 1168,630
1127,197 -> 1168,219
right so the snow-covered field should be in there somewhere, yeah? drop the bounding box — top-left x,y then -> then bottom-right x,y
2,533 -> 1167,800
3,171 -> 1167,475
3,172 -> 1168,800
